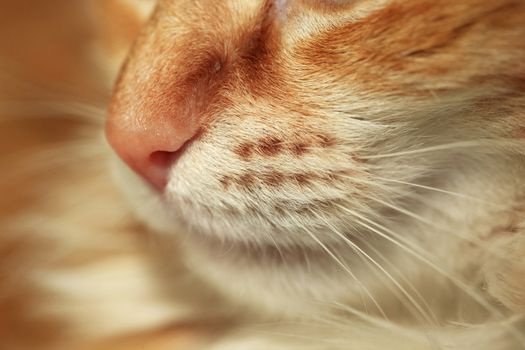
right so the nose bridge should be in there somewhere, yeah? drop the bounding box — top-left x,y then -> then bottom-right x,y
107,16 -> 225,141
105,19 -> 216,188
108,32 -> 198,137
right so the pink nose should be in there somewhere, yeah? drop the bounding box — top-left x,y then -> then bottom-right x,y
106,110 -> 200,190
106,111 -> 199,190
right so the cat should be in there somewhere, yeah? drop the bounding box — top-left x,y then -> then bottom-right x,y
2,0 -> 525,349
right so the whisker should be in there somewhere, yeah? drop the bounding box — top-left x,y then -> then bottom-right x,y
0,62 -> 109,100
373,176 -> 492,205
335,204 -> 493,309
299,302 -> 441,349
309,209 -> 438,326
326,301 -> 435,342
3,139 -> 106,181
361,240 -> 439,324
361,140 -> 524,160
288,216 -> 388,319
366,194 -> 510,259
0,100 -> 106,124
333,203 -> 525,345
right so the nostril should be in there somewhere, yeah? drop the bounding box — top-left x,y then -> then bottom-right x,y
146,150 -> 181,190
145,137 -> 197,190
149,150 -> 178,169
107,106 -> 204,191
149,135 -> 195,170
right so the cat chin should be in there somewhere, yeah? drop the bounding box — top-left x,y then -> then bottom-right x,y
181,240 -> 369,318
110,157 -> 390,316
111,150 -> 369,249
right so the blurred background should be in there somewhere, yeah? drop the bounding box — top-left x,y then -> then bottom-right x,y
0,2 -> 181,348
0,0 -> 107,219
0,0 -> 150,220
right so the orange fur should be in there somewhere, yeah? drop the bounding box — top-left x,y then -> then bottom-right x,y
3,1 -> 525,349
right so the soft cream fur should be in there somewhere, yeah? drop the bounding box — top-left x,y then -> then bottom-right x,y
2,0 -> 525,349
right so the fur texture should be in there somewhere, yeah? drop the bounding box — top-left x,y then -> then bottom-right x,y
2,0 -> 525,349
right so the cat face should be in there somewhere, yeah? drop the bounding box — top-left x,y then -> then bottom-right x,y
106,0 -> 525,314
